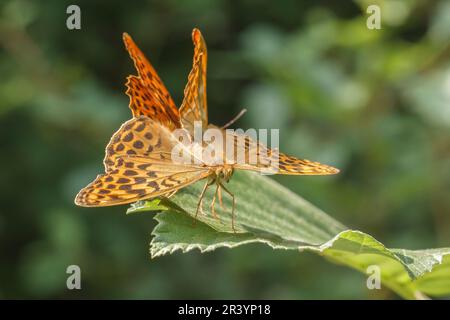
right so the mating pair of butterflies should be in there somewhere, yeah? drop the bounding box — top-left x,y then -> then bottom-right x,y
75,29 -> 339,230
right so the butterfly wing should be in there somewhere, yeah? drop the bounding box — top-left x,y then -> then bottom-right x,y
179,28 -> 208,134
102,115 -> 175,171
75,116 -> 210,207
123,33 -> 181,130
223,130 -> 339,175
74,158 -> 210,207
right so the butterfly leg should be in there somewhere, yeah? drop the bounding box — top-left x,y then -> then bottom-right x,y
164,190 -> 178,198
210,182 -> 222,222
219,182 -> 236,233
195,179 -> 215,222
195,180 -> 209,221
217,186 -> 224,209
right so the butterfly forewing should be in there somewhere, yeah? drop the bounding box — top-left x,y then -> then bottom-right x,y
123,33 -> 181,129
223,130 -> 339,175
179,28 -> 208,134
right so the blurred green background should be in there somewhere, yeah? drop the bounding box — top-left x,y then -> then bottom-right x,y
1,0 -> 450,299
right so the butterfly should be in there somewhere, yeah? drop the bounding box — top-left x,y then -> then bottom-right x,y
75,29 -> 339,232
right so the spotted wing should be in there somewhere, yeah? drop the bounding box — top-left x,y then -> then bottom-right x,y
123,33 -> 181,130
74,157 -> 210,207
75,116 -> 209,207
179,28 -> 208,134
223,130 -> 339,175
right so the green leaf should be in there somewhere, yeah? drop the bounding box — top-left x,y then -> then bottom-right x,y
126,198 -> 168,214
128,171 -> 450,299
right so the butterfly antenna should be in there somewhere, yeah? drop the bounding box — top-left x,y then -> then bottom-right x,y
221,109 -> 247,129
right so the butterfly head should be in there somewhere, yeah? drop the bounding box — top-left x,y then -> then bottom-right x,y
215,166 -> 234,183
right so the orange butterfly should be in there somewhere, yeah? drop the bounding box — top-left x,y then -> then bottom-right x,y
75,29 -> 339,232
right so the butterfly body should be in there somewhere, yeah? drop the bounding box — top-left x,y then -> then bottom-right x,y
75,29 -> 339,232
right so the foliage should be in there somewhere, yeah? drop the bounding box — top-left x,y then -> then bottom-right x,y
129,171 -> 450,299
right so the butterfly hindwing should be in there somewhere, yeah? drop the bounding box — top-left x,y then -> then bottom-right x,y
75,116 -> 210,207
103,116 -> 178,172
74,156 -> 210,207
